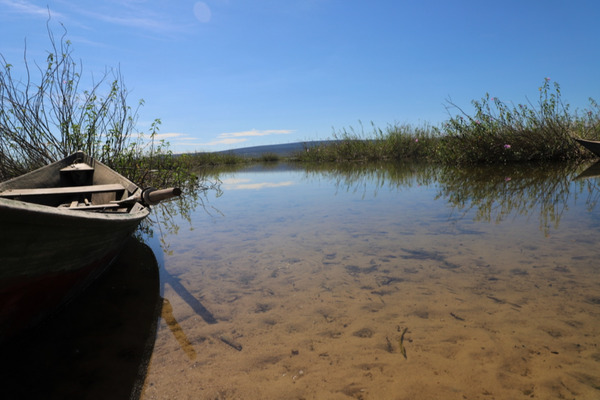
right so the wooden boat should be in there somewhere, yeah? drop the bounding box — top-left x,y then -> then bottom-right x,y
0,237 -> 162,400
575,138 -> 600,157
0,151 -> 179,343
574,161 -> 600,180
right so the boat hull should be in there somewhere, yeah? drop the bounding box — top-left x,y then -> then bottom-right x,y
0,237 -> 162,400
575,138 -> 600,157
0,152 -> 151,343
0,199 -> 149,342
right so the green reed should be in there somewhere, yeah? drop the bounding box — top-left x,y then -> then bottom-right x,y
186,150 -> 281,167
295,79 -> 600,165
296,122 -> 439,163
187,152 -> 246,167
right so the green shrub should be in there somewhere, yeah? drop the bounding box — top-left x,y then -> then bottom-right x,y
439,78 -> 597,164
257,152 -> 280,162
296,79 -> 600,165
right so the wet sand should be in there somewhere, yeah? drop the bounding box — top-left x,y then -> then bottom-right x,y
141,171 -> 600,400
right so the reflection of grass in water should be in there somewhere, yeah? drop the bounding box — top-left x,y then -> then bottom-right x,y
436,161 -> 585,235
201,159 -> 600,243
302,154 -> 600,237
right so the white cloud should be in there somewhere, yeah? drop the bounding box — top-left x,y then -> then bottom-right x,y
77,10 -> 185,34
0,0 -> 190,34
0,0 -> 61,18
153,132 -> 190,140
27,0 -> 195,35
201,138 -> 248,146
218,129 -> 293,138
145,128 -> 294,152
0,0 -> 66,19
163,136 -> 248,148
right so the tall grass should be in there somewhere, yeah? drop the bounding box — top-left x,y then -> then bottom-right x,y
0,23 -> 194,190
0,25 -> 140,180
296,79 -> 600,165
298,122 -> 439,163
439,78 -> 599,164
187,152 -> 245,167
186,151 -> 281,167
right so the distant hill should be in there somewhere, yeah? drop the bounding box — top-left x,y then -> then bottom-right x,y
216,141 -> 334,158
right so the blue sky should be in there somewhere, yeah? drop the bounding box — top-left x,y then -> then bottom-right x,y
1,0 -> 600,152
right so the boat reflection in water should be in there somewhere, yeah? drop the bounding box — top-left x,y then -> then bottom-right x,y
0,237 -> 162,400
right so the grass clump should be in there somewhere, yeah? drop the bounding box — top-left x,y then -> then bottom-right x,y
296,79 -> 600,165
186,151 -> 280,167
256,152 -> 280,162
439,78 -> 598,164
298,123 -> 439,163
188,152 -> 246,167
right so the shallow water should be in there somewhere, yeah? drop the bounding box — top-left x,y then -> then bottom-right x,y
142,161 -> 600,400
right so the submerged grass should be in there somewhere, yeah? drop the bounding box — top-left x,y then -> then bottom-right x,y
294,79 -> 600,165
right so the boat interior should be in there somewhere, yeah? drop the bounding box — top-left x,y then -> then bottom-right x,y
0,157 -> 139,213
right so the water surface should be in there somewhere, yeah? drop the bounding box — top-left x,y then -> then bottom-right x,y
142,161 -> 600,400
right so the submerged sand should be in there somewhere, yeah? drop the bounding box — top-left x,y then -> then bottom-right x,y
141,172 -> 600,400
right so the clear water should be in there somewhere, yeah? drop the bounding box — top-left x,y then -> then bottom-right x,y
142,162 -> 600,400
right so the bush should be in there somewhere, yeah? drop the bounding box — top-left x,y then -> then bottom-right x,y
296,79 -> 600,165
440,78 -> 598,164
0,23 -> 191,189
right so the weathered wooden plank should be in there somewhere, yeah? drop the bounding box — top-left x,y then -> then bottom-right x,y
66,203 -> 124,210
0,184 -> 125,197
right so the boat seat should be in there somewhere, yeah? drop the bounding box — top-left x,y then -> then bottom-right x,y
0,184 -> 126,197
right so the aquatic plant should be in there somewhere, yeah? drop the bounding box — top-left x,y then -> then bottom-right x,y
294,79 -> 600,165
257,152 -> 280,162
188,151 -> 246,167
296,122 -> 439,163
440,78 -> 595,164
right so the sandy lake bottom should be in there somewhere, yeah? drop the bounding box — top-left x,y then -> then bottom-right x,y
140,166 -> 600,400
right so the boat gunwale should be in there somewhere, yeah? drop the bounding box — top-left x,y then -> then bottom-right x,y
0,196 -> 150,221
0,151 -> 149,221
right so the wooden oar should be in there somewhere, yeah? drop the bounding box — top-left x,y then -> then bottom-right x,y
112,187 -> 181,206
142,187 -> 182,205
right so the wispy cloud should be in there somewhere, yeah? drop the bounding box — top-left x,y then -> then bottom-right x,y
0,0 -> 63,18
78,10 -> 188,34
3,0 -> 195,36
202,138 -> 248,146
154,132 -> 247,148
146,129 -> 294,151
153,132 -> 191,140
0,0 -> 165,31
218,129 -> 294,138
